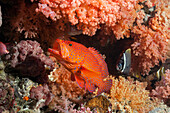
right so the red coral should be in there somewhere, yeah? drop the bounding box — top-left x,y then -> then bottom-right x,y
32,0 -> 144,38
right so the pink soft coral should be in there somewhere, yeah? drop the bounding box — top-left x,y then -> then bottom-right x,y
150,69 -> 170,106
131,25 -> 168,74
130,0 -> 169,75
32,0 -> 144,38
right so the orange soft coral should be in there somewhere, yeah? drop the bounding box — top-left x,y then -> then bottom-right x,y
105,76 -> 154,112
32,0 -> 144,39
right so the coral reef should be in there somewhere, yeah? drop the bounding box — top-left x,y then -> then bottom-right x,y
105,76 -> 154,112
0,0 -> 169,112
1,0 -> 168,76
49,95 -> 94,113
9,77 -> 51,113
150,69 -> 170,106
10,77 -> 38,98
0,0 -> 68,49
5,40 -> 54,78
32,0 -> 144,38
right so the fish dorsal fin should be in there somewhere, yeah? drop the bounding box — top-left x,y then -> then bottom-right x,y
88,47 -> 105,63
88,47 -> 109,77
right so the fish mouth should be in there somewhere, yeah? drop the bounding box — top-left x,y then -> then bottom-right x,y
48,48 -> 60,56
49,39 -> 63,57
48,48 -> 63,61
48,39 -> 70,59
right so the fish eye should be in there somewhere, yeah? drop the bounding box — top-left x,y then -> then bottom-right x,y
69,44 -> 72,46
117,60 -> 123,71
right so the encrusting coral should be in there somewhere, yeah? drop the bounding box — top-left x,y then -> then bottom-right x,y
150,69 -> 170,106
5,40 -> 54,78
149,101 -> 170,113
0,58 -> 7,80
105,76 -> 155,112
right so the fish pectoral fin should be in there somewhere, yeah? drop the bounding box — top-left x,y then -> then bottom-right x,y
60,61 -> 81,70
81,66 -> 101,78
61,61 -> 75,69
74,73 -> 85,88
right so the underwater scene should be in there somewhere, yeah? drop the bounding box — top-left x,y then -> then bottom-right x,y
0,0 -> 169,113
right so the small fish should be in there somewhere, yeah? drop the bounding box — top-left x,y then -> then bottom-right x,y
116,48 -> 131,75
48,39 -> 112,95
0,42 -> 9,56
156,66 -> 165,80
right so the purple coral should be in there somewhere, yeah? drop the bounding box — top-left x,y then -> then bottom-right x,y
5,40 -> 54,78
30,84 -> 54,108
0,80 -> 15,112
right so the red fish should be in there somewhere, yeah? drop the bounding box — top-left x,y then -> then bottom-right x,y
48,39 -> 112,95
0,42 -> 9,56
